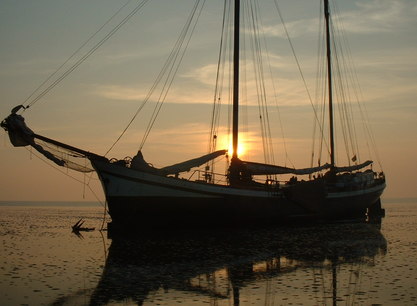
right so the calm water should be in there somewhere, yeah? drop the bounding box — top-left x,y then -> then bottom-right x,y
0,199 -> 416,305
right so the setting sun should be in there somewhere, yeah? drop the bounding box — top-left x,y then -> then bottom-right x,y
227,142 -> 246,158
218,135 -> 248,158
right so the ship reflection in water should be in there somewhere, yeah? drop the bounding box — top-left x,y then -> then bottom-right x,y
86,219 -> 386,305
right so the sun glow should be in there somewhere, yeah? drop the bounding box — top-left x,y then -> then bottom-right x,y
212,131 -> 268,163
228,142 -> 246,158
218,135 -> 248,158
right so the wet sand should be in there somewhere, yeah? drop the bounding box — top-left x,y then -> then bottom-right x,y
0,199 -> 416,305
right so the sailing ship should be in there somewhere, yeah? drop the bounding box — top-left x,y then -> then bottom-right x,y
1,0 -> 385,230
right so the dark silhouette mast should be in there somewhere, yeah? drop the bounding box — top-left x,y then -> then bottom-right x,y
324,0 -> 335,168
232,0 -> 240,160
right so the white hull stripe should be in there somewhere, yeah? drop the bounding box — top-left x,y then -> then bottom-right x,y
98,168 -> 274,198
94,160 -> 385,201
327,183 -> 386,199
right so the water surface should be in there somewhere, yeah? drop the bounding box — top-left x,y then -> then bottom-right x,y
0,199 -> 416,305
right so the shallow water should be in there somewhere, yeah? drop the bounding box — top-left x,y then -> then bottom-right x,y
0,199 -> 416,305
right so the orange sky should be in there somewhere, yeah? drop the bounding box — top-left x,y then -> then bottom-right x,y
1,0 -> 416,201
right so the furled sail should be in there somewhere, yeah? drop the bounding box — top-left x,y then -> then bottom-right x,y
241,161 -> 332,175
240,160 -> 373,176
159,150 -> 227,175
334,160 -> 373,173
130,150 -> 227,175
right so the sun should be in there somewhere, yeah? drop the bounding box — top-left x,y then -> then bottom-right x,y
217,134 -> 249,159
227,141 -> 246,158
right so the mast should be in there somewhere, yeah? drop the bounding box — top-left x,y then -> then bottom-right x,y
232,0 -> 240,160
324,0 -> 335,168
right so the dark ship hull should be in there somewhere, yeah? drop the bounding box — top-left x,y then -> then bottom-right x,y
92,159 -> 385,230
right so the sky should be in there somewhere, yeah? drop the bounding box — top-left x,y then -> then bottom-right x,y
1,0 -> 416,201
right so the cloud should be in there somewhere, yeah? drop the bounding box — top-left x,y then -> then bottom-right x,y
181,57 -> 313,107
338,0 -> 409,34
182,64 -> 218,86
92,84 -> 147,101
102,51 -> 143,63
263,0 -> 413,38
262,18 -> 318,39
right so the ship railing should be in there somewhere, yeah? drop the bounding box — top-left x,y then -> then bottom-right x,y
187,170 -> 286,190
187,169 -> 229,185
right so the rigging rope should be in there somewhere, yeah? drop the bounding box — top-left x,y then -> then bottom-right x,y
24,146 -> 106,207
22,0 -> 132,108
25,146 -> 109,230
207,0 -> 231,178
311,0 -> 333,169
263,23 -> 294,168
138,0 -> 207,151
309,0 -> 383,170
208,0 -> 229,154
331,0 -> 356,164
273,0 -> 331,163
329,0 -> 382,169
16,0 -> 383,172
105,0 -> 207,155
24,0 -> 151,110
245,0 -> 276,166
